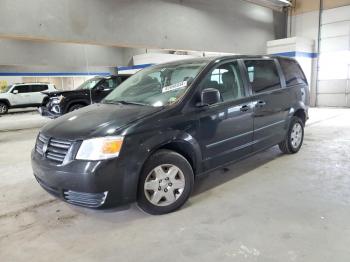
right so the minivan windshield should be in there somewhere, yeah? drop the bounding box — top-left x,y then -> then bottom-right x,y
76,78 -> 101,90
103,60 -> 208,107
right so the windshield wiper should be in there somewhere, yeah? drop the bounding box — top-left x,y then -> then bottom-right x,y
104,100 -> 147,106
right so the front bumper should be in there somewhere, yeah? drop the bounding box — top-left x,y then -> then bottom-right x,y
31,149 -> 136,208
39,105 -> 61,119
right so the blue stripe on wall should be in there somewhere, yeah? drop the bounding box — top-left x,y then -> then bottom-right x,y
0,72 -> 111,77
0,63 -> 153,76
118,63 -> 153,71
273,51 -> 318,59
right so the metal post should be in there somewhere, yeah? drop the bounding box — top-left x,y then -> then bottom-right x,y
315,0 -> 323,107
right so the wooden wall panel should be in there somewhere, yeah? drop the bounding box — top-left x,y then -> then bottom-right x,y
293,0 -> 350,14
22,77 -> 37,83
293,0 -> 320,15
324,0 -> 350,9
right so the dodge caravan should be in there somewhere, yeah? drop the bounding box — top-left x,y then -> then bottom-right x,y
31,56 -> 309,215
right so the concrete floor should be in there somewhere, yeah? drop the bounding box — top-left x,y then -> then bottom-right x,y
0,109 -> 49,132
0,108 -> 350,262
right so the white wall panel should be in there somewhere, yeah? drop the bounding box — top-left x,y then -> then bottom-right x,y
292,4 -> 350,107
317,94 -> 347,106
320,36 -> 350,52
318,65 -> 348,80
319,51 -> 350,65
321,21 -> 350,38
318,5 -> 350,106
318,80 -> 348,93
322,5 -> 350,24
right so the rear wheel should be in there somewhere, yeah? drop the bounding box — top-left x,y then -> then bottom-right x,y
68,104 -> 84,112
0,102 -> 8,115
137,149 -> 194,215
279,116 -> 304,154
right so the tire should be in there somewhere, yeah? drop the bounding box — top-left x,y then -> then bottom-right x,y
137,149 -> 194,215
0,102 -> 8,115
68,104 -> 84,112
278,116 -> 304,154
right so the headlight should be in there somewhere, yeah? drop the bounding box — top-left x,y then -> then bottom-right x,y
76,136 -> 124,160
51,95 -> 64,104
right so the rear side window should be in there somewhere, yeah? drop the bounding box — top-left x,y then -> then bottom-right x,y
31,85 -> 48,92
244,60 -> 281,93
279,59 -> 307,87
12,85 -> 30,93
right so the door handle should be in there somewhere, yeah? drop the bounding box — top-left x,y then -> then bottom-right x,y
240,105 -> 250,112
255,100 -> 266,108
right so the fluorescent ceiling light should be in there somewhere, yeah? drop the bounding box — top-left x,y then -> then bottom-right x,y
244,0 -> 292,10
272,0 -> 292,6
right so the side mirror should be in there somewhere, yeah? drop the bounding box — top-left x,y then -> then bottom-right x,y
96,85 -> 104,91
13,90 -> 18,94
198,88 -> 221,107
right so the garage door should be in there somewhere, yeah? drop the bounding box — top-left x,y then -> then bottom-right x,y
318,5 -> 350,107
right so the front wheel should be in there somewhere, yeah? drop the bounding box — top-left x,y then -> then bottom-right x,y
0,102 -> 8,115
68,104 -> 84,112
279,116 -> 304,154
137,150 -> 194,215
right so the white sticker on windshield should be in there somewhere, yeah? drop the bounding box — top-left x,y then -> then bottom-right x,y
162,81 -> 187,93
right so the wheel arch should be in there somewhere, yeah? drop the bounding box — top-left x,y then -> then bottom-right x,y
136,132 -> 201,188
286,100 -> 308,126
293,108 -> 306,125
142,132 -> 202,176
122,130 -> 202,203
65,100 -> 89,112
0,99 -> 11,107
157,141 -> 198,174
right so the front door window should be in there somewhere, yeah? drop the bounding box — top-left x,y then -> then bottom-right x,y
201,61 -> 245,103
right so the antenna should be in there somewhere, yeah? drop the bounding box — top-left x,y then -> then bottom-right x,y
83,46 -> 93,104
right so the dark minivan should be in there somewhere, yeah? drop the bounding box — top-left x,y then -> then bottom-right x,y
32,56 -> 309,215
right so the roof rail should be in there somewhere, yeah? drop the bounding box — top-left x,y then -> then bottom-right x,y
13,82 -> 52,85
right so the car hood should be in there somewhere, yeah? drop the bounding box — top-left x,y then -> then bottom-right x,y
41,103 -> 162,140
42,90 -> 88,97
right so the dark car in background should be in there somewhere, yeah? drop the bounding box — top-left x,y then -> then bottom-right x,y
39,75 -> 131,118
32,56 -> 309,215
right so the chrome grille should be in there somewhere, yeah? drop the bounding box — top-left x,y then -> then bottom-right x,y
35,133 -> 73,164
63,190 -> 108,208
35,133 -> 49,156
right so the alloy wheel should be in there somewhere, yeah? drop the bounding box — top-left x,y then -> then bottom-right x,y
144,164 -> 185,207
290,122 -> 303,149
0,104 -> 7,114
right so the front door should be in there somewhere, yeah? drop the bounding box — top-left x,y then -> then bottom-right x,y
197,60 -> 254,170
10,85 -> 32,106
243,59 -> 290,151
